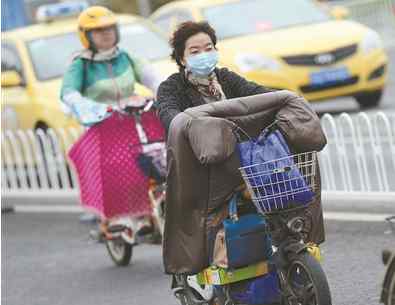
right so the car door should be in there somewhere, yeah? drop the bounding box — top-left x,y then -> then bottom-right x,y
1,41 -> 35,130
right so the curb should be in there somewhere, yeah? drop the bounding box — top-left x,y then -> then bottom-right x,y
323,211 -> 393,222
322,191 -> 395,214
2,191 -> 394,215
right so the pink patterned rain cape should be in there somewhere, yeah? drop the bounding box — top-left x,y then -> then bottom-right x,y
68,111 -> 165,219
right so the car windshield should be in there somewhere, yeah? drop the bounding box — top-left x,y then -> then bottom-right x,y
27,23 -> 171,81
202,0 -> 330,40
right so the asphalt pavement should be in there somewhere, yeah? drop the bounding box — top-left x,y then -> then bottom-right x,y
1,211 -> 394,305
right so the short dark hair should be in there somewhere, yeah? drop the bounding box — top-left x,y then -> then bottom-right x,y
170,21 -> 217,69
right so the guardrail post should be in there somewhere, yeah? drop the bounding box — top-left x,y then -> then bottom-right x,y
1,113 -> 394,198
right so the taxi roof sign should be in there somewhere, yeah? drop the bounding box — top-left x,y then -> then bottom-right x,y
36,1 -> 89,23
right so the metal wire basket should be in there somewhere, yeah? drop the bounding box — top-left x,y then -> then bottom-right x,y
239,151 -> 318,214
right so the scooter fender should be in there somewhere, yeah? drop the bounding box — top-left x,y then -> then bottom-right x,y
272,240 -> 308,270
284,242 -> 308,255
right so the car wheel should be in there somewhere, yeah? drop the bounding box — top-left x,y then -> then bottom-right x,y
354,89 -> 383,109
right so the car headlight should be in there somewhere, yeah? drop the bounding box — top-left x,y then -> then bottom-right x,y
235,53 -> 280,73
360,30 -> 383,54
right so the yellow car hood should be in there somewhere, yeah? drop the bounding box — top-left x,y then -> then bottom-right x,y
217,20 -> 369,60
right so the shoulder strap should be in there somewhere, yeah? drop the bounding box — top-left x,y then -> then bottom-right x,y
228,193 -> 239,221
81,58 -> 88,94
125,52 -> 141,82
126,53 -> 135,70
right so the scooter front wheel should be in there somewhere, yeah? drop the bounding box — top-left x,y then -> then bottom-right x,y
385,268 -> 395,305
105,238 -> 133,266
284,252 -> 331,305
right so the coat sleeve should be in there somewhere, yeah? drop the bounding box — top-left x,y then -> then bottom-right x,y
60,58 -> 84,98
220,68 -> 274,97
276,92 -> 327,152
60,58 -> 110,126
126,52 -> 163,96
156,78 -> 183,132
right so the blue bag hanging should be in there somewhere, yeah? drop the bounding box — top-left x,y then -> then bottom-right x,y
237,124 -> 314,213
223,194 -> 273,269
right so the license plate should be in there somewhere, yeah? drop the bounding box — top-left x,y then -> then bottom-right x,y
310,67 -> 350,86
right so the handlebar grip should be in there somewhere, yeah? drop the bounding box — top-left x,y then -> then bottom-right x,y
123,99 -> 155,113
105,98 -> 156,114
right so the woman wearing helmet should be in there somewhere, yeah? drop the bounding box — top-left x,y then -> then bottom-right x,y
61,6 -> 162,123
61,6 -> 164,238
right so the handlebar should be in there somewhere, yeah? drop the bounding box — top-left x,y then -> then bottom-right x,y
107,98 -> 155,115
125,99 -> 154,113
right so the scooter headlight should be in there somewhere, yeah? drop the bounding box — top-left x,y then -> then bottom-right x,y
287,217 -> 305,233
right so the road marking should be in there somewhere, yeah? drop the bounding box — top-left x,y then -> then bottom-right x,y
324,211 -> 392,222
12,205 -> 83,213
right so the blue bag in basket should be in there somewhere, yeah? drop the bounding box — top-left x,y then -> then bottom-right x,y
238,128 -> 314,212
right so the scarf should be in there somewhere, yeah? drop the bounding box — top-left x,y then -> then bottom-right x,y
74,46 -> 120,62
187,71 -> 226,103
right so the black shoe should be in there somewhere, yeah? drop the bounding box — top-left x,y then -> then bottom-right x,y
80,213 -> 99,224
147,231 -> 162,244
136,225 -> 154,236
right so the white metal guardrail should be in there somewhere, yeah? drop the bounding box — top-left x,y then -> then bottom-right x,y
320,112 -> 395,192
1,127 -> 82,195
1,112 -> 395,197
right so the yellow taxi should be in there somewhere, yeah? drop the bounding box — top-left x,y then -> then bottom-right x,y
150,0 -> 388,108
1,2 -> 176,131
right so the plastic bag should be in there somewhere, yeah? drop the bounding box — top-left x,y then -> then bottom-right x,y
238,128 -> 314,211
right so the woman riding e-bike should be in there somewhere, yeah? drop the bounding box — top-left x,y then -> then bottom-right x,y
60,6 -> 166,265
156,21 -> 329,305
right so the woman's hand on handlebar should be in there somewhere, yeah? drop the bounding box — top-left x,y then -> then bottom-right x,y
119,95 -> 148,110
106,96 -> 155,114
